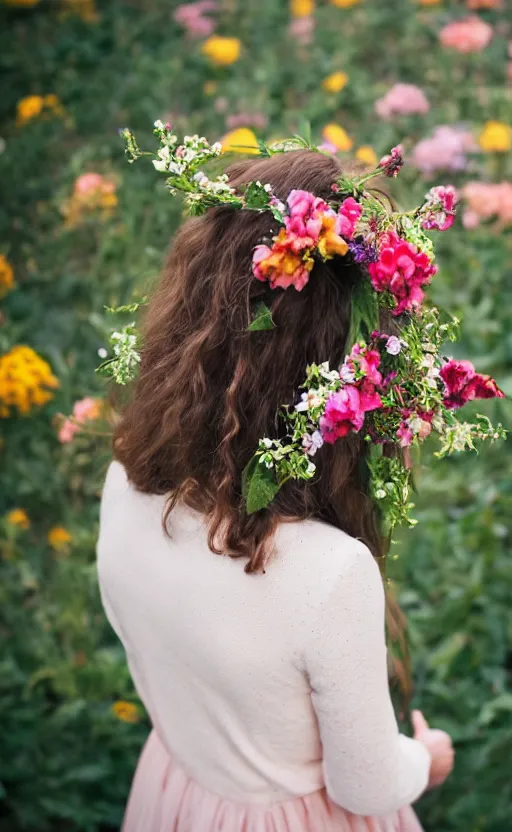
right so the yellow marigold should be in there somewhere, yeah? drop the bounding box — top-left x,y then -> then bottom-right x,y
6,509 -> 30,529
322,71 -> 349,94
201,36 -> 241,67
0,255 -> 15,298
16,95 -> 45,127
290,0 -> 315,17
355,145 -> 378,167
330,0 -> 360,7
0,345 -> 59,418
322,123 -> 353,152
203,81 -> 218,96
478,121 -> 512,153
221,127 -> 259,155
48,526 -> 72,551
112,701 -> 140,723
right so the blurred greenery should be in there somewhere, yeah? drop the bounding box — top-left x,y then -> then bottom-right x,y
0,0 -> 511,830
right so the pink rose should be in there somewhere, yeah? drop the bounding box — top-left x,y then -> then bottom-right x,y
369,232 -> 437,315
375,84 -> 430,120
439,16 -> 493,54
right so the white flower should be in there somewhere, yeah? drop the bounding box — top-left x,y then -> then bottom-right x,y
306,461 -> 316,476
152,145 -> 171,172
97,347 -> 108,359
318,361 -> 339,382
262,438 -> 273,448
264,183 -> 272,193
153,119 -> 164,130
296,390 -> 322,412
211,142 -> 222,154
340,364 -> 356,383
385,335 -> 404,356
302,430 -> 324,456
375,489 -> 386,500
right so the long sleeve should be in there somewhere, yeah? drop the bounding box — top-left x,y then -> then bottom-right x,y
303,541 -> 431,816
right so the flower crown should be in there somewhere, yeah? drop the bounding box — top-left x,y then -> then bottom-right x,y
106,122 -> 506,535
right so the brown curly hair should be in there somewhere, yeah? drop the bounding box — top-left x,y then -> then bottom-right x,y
115,150 -> 387,574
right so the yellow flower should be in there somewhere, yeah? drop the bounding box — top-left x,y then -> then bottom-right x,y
48,526 -> 72,551
356,145 -> 378,167
330,0 -> 360,7
221,127 -> 259,155
478,121 -> 512,153
201,36 -> 241,67
16,95 -> 45,127
0,255 -> 15,298
6,509 -> 30,529
322,123 -> 353,152
0,345 -> 59,418
322,71 -> 349,94
16,94 -> 65,127
203,81 -> 218,96
112,701 -> 140,723
290,0 -> 315,16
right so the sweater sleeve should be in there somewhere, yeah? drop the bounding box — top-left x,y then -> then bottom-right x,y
303,541 -> 430,816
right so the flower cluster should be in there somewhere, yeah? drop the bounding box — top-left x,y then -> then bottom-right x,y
58,397 -> 102,443
462,181 -> 512,229
375,83 -> 430,120
0,346 -> 59,418
251,316 -> 505,524
62,173 -> 118,227
252,190 -> 360,290
411,125 -> 477,176
16,94 -> 65,127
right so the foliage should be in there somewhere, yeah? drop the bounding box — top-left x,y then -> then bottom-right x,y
0,0 -> 511,830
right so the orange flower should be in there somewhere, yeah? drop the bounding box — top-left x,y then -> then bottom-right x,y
112,701 -> 140,723
47,526 -> 72,551
322,71 -> 349,94
317,214 -> 349,258
253,229 -> 314,291
322,123 -> 353,152
0,255 -> 15,298
6,509 -> 30,529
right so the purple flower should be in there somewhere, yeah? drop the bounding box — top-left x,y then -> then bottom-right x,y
349,239 -> 378,264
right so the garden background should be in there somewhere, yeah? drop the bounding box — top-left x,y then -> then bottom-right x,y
1,0 -> 511,830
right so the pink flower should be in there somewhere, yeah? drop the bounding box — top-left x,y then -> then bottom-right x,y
318,141 -> 338,154
421,185 -> 459,232
440,358 -> 504,408
288,16 -> 315,45
320,385 -> 378,443
226,112 -> 268,130
174,1 -> 217,38
284,190 -> 329,251
252,235 -> 313,291
397,423 -> 414,448
411,126 -> 477,176
58,397 -> 101,443
462,181 -> 512,228
337,197 -> 362,239
375,84 -> 430,120
345,343 -> 383,385
439,16 -> 493,54
58,419 -> 78,443
368,232 -> 437,315
74,173 -> 105,195
379,145 -> 404,178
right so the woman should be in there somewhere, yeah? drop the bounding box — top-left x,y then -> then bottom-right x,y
97,149 -> 454,831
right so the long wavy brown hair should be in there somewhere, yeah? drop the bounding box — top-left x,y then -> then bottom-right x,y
116,150 -> 387,574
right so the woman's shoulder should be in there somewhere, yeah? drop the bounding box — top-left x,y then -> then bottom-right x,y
273,516 -> 377,588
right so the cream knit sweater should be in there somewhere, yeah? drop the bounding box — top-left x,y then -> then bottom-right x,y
97,461 -> 430,816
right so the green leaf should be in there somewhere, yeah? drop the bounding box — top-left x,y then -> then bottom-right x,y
346,278 -> 380,348
248,303 -> 275,332
243,457 -> 280,513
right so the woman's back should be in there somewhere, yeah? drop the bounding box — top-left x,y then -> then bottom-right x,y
98,461 -> 429,825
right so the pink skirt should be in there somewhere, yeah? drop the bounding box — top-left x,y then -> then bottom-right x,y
123,731 -> 424,832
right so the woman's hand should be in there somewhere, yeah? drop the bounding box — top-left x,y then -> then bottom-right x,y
412,710 -> 455,790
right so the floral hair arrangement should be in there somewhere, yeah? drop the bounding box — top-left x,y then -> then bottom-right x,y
101,122 -> 506,535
